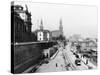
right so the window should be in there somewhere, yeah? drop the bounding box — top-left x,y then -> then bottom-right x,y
47,33 -> 50,41
37,32 -> 43,41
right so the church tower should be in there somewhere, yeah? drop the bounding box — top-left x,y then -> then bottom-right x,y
59,18 -> 63,35
40,19 -> 44,30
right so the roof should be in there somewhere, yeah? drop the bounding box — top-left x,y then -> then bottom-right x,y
51,30 -> 61,37
34,29 -> 51,34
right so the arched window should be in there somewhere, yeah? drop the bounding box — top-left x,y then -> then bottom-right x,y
47,33 -> 50,41
37,31 -> 43,41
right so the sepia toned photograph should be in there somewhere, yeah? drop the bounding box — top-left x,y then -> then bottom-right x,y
11,1 -> 98,74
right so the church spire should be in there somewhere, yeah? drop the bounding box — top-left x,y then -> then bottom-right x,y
59,18 -> 63,35
40,19 -> 43,30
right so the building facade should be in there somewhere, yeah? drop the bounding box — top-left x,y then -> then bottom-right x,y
34,19 -> 51,42
11,3 -> 37,42
51,19 -> 64,40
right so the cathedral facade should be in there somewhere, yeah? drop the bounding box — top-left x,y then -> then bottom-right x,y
51,19 -> 64,40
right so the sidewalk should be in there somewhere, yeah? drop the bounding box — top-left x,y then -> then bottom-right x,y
36,47 -> 67,72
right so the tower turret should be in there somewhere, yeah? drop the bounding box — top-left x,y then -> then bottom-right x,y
59,18 -> 63,35
40,19 -> 44,30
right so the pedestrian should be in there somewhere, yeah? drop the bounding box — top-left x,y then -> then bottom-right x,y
56,63 -> 58,67
86,59 -> 88,64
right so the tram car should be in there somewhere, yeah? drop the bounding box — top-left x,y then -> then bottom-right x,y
74,54 -> 81,66
75,58 -> 81,66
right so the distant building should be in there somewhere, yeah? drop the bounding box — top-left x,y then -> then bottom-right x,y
77,39 -> 97,51
69,34 -> 83,42
51,19 -> 63,39
34,19 -> 51,41
51,30 -> 61,37
59,18 -> 63,35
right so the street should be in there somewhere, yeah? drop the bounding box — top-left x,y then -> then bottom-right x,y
35,42 -> 96,72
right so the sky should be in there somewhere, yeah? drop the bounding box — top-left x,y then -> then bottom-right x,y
14,1 -> 98,38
